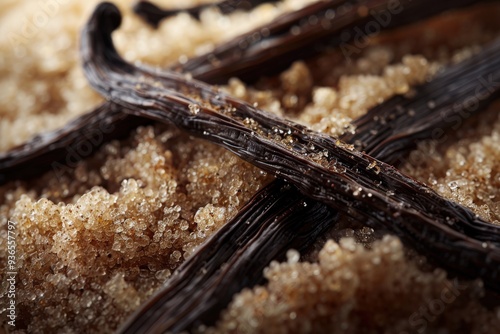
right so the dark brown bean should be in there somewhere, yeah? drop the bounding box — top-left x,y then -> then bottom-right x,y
0,103 -> 149,186
119,181 -> 338,333
133,0 -> 275,27
170,0 -> 493,83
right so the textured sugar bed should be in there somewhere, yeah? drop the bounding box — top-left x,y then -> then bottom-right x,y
1,1 -> 500,333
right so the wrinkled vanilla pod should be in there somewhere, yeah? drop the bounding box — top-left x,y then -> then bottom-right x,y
0,103 -> 149,186
82,2 -> 500,299
343,39 -> 500,164
119,181 -> 338,333
170,0 -> 491,83
133,0 -> 274,27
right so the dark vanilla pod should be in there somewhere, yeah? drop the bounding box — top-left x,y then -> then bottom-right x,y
343,39 -> 500,164
133,0 -> 274,27
118,28 -> 500,333
0,103 -> 150,186
170,0 -> 492,83
119,181 -> 338,333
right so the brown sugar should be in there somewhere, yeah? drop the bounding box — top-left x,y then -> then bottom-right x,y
210,236 -> 499,334
1,1 -> 500,333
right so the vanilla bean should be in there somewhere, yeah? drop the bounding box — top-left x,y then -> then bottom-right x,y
343,46 -> 500,164
119,181 -> 338,333
82,2 -> 500,300
133,0 -> 274,27
0,103 -> 149,186
170,0 -> 491,83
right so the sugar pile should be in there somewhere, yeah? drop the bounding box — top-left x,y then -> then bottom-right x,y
1,1 -> 500,333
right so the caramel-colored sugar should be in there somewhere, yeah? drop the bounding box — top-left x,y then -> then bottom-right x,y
0,0 -> 315,152
2,125 -> 271,331
404,102 -> 500,225
1,1 -> 500,333
210,236 -> 499,334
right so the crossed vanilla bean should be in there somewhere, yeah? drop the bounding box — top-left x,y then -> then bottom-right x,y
82,2 -> 500,306
118,41 -> 500,333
